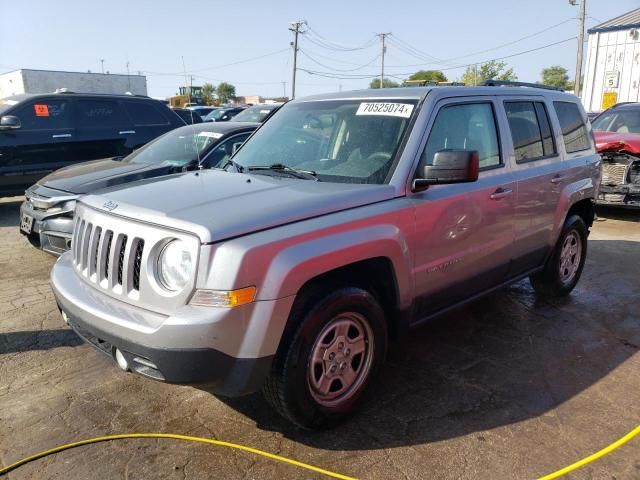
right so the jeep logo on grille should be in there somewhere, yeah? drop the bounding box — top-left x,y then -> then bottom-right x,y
102,200 -> 119,211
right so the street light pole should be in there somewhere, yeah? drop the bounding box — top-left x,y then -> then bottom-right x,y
572,0 -> 586,96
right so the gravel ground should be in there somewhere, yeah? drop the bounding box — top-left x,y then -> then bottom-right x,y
1,196 -> 639,479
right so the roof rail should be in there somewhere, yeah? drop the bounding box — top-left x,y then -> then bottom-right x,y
481,80 -> 563,91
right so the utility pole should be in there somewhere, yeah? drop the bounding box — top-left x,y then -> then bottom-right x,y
126,60 -> 131,92
377,33 -> 391,88
100,59 -> 105,74
571,0 -> 586,96
289,20 -> 305,100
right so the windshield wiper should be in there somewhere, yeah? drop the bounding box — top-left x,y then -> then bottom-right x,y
246,163 -> 317,181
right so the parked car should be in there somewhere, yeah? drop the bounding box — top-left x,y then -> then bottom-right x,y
230,103 -> 283,123
185,106 -> 218,119
20,121 -> 258,255
0,92 -> 185,197
591,102 -> 640,208
203,107 -> 245,122
50,84 -> 599,428
172,108 -> 204,124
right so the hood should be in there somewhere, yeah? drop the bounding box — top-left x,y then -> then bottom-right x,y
38,158 -> 175,194
82,170 -> 397,243
593,131 -> 640,155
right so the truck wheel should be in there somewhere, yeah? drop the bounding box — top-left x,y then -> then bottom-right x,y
263,287 -> 387,429
530,214 -> 588,298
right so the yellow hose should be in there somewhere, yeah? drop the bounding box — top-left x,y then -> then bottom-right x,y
1,425 -> 638,479
537,424 -> 640,479
0,433 -> 357,480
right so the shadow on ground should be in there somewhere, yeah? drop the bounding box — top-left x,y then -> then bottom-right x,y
217,238 -> 640,450
0,329 -> 83,354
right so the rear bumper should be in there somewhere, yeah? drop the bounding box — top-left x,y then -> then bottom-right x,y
596,185 -> 640,209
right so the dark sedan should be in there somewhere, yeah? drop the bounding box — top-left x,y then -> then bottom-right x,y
20,121 -> 259,255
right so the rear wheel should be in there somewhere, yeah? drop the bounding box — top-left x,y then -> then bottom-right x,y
263,287 -> 387,429
530,215 -> 587,298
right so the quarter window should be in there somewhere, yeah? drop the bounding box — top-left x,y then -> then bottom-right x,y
422,102 -> 501,169
11,99 -> 71,130
553,101 -> 591,153
124,102 -> 169,126
505,101 -> 556,162
77,99 -> 127,128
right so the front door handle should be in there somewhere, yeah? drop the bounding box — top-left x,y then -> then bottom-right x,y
489,187 -> 513,201
52,134 -> 72,138
119,130 -> 136,135
550,175 -> 566,184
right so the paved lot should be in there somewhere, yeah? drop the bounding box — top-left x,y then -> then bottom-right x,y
1,196 -> 639,479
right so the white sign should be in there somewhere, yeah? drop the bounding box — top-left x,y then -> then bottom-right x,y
604,71 -> 620,88
198,131 -> 223,139
356,102 -> 414,118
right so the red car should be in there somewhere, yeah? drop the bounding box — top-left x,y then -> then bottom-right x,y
591,103 -> 640,208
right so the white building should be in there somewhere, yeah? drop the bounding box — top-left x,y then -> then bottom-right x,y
582,8 -> 640,112
0,69 -> 147,98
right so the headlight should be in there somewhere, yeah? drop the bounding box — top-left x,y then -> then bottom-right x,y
157,240 -> 194,291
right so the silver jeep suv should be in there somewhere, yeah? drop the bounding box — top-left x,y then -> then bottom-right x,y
51,85 -> 601,428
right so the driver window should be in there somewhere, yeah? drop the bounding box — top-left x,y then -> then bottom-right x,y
421,102 -> 500,169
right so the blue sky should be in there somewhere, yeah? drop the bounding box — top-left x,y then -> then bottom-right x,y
1,0 -> 637,98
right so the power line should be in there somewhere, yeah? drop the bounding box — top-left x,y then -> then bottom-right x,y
304,26 -> 377,51
299,49 -> 380,72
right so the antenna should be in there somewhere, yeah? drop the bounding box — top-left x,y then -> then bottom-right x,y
181,57 -> 201,168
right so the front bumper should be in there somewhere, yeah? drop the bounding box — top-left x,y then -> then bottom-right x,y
20,199 -> 74,256
50,253 -> 292,396
596,185 -> 640,209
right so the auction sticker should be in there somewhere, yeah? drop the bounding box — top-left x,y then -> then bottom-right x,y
198,131 -> 223,139
356,102 -> 414,118
34,104 -> 49,117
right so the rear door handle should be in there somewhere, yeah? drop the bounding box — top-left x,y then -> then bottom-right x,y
489,188 -> 513,200
550,175 -> 566,184
119,130 -> 136,135
52,134 -> 72,138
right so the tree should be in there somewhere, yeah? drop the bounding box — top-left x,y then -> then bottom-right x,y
216,82 -> 236,103
461,60 -> 517,85
406,70 -> 448,83
541,66 -> 569,90
369,78 -> 400,89
201,83 -> 216,105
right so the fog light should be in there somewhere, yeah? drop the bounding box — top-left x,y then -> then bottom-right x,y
61,311 -> 69,324
114,348 -> 129,371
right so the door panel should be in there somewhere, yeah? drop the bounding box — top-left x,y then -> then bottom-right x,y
74,99 -> 132,161
409,99 -> 516,320
0,98 -> 76,193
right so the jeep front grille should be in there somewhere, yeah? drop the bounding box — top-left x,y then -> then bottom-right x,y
602,163 -> 629,186
72,221 -> 143,293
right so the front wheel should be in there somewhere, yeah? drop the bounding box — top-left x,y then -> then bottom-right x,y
530,214 -> 588,298
263,287 -> 387,429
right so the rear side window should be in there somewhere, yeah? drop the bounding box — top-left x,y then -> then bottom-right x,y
553,101 -> 590,153
11,99 -> 71,130
422,102 -> 501,169
124,102 -> 170,126
505,101 -> 556,162
77,99 -> 127,128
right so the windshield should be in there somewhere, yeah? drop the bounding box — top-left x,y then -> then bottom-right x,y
126,126 -> 223,166
205,109 -> 225,121
232,99 -> 417,184
592,109 -> 640,134
232,105 -> 277,123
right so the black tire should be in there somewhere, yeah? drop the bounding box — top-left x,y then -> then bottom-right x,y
530,214 -> 588,298
263,286 -> 387,429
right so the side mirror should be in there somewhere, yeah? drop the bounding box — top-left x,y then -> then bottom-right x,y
231,141 -> 244,155
413,149 -> 479,191
0,115 -> 21,130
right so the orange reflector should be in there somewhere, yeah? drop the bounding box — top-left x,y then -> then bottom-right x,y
190,286 -> 256,307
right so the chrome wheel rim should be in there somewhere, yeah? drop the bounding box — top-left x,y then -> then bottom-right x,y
307,312 -> 374,407
559,230 -> 582,286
